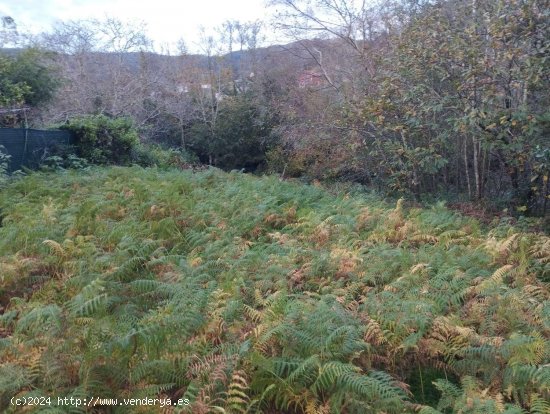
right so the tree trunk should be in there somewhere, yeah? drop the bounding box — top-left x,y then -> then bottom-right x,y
464,138 -> 472,199
472,135 -> 481,199
180,123 -> 185,148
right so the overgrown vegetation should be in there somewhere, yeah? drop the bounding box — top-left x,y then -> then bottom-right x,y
2,0 -> 548,214
58,115 -> 140,165
49,116 -> 199,169
0,1 -> 548,413
130,144 -> 200,169
0,167 -> 548,413
0,48 -> 58,127
186,92 -> 277,171
268,0 -> 550,215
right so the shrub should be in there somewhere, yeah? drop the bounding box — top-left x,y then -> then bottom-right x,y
0,145 -> 10,185
59,115 -> 139,165
41,154 -> 89,171
187,93 -> 277,171
130,144 -> 199,168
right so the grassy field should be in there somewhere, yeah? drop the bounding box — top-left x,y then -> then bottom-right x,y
0,166 -> 548,413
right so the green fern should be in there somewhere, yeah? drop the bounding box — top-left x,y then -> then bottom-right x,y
0,166 -> 548,413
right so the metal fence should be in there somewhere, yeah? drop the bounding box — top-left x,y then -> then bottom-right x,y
0,128 -> 74,172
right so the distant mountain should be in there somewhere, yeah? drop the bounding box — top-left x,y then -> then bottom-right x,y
1,39 -> 329,78
0,47 -> 24,57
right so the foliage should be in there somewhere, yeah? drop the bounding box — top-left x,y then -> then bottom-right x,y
6,48 -> 59,108
0,48 -> 59,126
371,0 -> 549,210
0,56 -> 30,108
187,92 -> 277,171
0,145 -> 10,185
42,154 -> 90,171
0,167 -> 548,413
59,114 -> 140,165
130,144 -> 199,168
269,0 -> 550,214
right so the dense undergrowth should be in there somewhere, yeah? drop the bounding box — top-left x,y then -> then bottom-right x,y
0,167 -> 548,413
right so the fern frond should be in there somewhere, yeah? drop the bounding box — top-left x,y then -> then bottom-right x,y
42,239 -> 66,257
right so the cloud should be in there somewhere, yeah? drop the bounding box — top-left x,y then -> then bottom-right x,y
1,0 -> 272,52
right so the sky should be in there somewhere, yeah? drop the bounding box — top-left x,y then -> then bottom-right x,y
0,0 -> 277,52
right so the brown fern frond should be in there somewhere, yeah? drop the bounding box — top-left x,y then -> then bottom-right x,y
188,354 -> 232,379
530,237 -> 550,263
475,264 -> 514,294
410,263 -> 430,274
42,239 -> 66,258
364,318 -> 387,346
500,233 -> 520,254
243,304 -> 263,323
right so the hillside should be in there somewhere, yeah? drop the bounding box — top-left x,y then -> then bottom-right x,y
0,167 -> 548,413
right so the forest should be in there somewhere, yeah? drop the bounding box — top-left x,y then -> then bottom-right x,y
0,0 -> 549,413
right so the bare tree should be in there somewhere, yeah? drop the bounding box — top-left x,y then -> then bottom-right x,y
40,18 -> 154,123
0,16 -> 18,47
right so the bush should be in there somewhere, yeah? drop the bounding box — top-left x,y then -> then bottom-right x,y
187,93 -> 277,171
131,144 -> 199,168
59,115 -> 139,165
41,154 -> 90,171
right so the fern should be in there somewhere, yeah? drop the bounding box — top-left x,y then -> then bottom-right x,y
0,166 -> 548,413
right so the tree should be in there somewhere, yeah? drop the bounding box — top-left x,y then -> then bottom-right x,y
269,0 -> 550,214
141,50 -> 196,148
0,48 -> 59,127
183,21 -> 268,167
369,0 -> 550,209
0,15 -> 18,47
40,18 -> 153,123
187,91 -> 275,170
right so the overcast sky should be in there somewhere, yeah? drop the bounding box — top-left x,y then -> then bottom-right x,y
0,0 -> 276,52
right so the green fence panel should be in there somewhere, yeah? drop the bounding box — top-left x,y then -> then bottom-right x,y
0,128 -> 74,172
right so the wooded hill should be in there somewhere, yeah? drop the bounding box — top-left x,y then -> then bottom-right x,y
1,0 -> 549,214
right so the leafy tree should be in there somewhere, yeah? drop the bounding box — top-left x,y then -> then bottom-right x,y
375,0 -> 549,210
270,0 -> 550,214
0,48 -> 59,126
0,56 -> 30,107
188,92 -> 275,170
